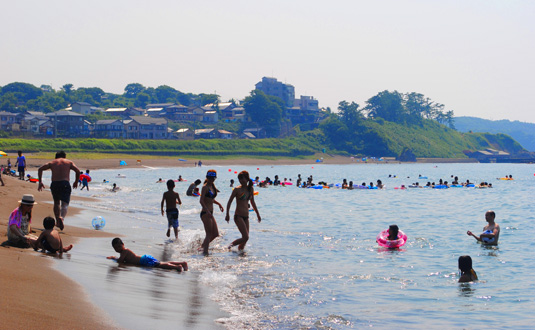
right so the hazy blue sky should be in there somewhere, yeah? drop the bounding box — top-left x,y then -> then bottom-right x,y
1,0 -> 534,123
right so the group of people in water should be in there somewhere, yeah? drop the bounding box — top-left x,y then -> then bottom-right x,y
383,209 -> 500,283
4,151 -> 502,281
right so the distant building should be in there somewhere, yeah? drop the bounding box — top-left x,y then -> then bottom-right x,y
0,111 -> 18,130
71,102 -> 94,115
124,116 -> 168,139
194,128 -> 218,139
255,77 -> 295,108
45,110 -> 86,137
94,119 -> 125,138
174,128 -> 194,140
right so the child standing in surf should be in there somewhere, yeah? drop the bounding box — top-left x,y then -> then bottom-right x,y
225,170 -> 261,251
161,179 -> 182,239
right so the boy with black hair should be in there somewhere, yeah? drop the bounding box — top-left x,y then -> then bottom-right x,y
108,238 -> 188,271
161,179 -> 182,239
34,216 -> 73,255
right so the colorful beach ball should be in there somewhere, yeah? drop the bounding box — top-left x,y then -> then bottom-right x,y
92,216 -> 106,230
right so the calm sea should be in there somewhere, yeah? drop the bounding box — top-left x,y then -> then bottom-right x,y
36,162 -> 535,329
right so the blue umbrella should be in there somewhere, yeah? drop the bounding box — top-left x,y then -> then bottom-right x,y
178,159 -> 187,161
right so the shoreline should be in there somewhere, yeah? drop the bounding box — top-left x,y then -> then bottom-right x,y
17,153 -> 478,171
0,175 -> 119,329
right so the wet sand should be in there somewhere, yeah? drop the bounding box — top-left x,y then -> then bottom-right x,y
0,174 -> 119,329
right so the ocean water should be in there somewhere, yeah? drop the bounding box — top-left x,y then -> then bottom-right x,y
38,163 -> 535,329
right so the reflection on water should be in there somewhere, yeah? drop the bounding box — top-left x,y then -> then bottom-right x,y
459,282 -> 476,297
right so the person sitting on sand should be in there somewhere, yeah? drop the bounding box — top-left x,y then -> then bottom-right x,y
7,194 -> 39,248
186,179 -> 202,196
467,210 -> 500,245
458,255 -> 478,283
0,166 -> 4,186
107,237 -> 188,271
34,216 -> 73,255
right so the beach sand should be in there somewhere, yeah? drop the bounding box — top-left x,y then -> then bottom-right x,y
0,174 -> 119,329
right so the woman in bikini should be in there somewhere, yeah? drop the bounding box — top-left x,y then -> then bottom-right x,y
225,170 -> 261,251
199,169 -> 224,255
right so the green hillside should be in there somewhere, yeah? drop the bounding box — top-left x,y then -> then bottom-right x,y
360,119 -> 525,157
455,116 -> 535,152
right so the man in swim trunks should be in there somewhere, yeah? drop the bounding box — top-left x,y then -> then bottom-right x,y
37,151 -> 80,231
467,210 -> 500,245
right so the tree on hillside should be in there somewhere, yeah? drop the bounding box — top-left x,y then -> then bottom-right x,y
134,92 -> 151,108
1,82 -> 43,102
243,90 -> 283,137
124,83 -> 146,98
155,85 -> 178,103
337,101 -> 363,127
62,84 -> 74,95
365,90 -> 405,123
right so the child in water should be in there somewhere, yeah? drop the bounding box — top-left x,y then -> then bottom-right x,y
161,179 -> 182,239
387,225 -> 399,240
458,255 -> 478,283
108,237 -> 188,271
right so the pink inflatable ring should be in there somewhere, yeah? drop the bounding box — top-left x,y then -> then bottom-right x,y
376,229 -> 407,248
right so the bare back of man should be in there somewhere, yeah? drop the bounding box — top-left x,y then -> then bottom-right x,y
38,152 -> 80,230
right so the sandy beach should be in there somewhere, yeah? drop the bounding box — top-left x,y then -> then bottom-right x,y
0,174 -> 119,329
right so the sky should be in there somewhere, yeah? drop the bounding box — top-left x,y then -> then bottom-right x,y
1,0 -> 534,123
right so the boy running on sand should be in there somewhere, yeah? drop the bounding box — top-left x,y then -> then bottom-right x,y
107,238 -> 188,271
161,179 -> 182,239
34,216 -> 73,255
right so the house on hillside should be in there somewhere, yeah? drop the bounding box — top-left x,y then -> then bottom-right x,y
243,127 -> 265,139
105,107 -> 144,119
218,130 -> 235,139
194,128 -> 217,139
125,116 -> 168,139
0,111 -> 17,131
174,128 -> 194,140
45,110 -> 86,137
71,102 -> 94,115
94,119 -> 125,138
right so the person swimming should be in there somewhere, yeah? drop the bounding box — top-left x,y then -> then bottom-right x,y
458,255 -> 478,283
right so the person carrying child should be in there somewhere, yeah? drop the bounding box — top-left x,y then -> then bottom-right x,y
80,169 -> 91,191
467,210 -> 500,245
34,216 -> 73,255
161,179 -> 182,239
107,237 -> 188,271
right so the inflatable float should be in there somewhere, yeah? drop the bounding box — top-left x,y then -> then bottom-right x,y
376,229 -> 407,248
80,174 -> 92,182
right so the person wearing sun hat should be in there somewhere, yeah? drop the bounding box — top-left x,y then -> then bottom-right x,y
7,194 -> 38,248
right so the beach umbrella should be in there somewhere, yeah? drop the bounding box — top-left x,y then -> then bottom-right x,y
0,151 -> 7,157
178,159 -> 187,161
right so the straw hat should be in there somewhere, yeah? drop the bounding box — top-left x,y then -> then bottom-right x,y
19,194 -> 37,205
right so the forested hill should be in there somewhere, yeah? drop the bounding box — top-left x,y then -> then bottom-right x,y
317,94 -> 525,158
318,117 -> 524,158
454,116 -> 535,152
